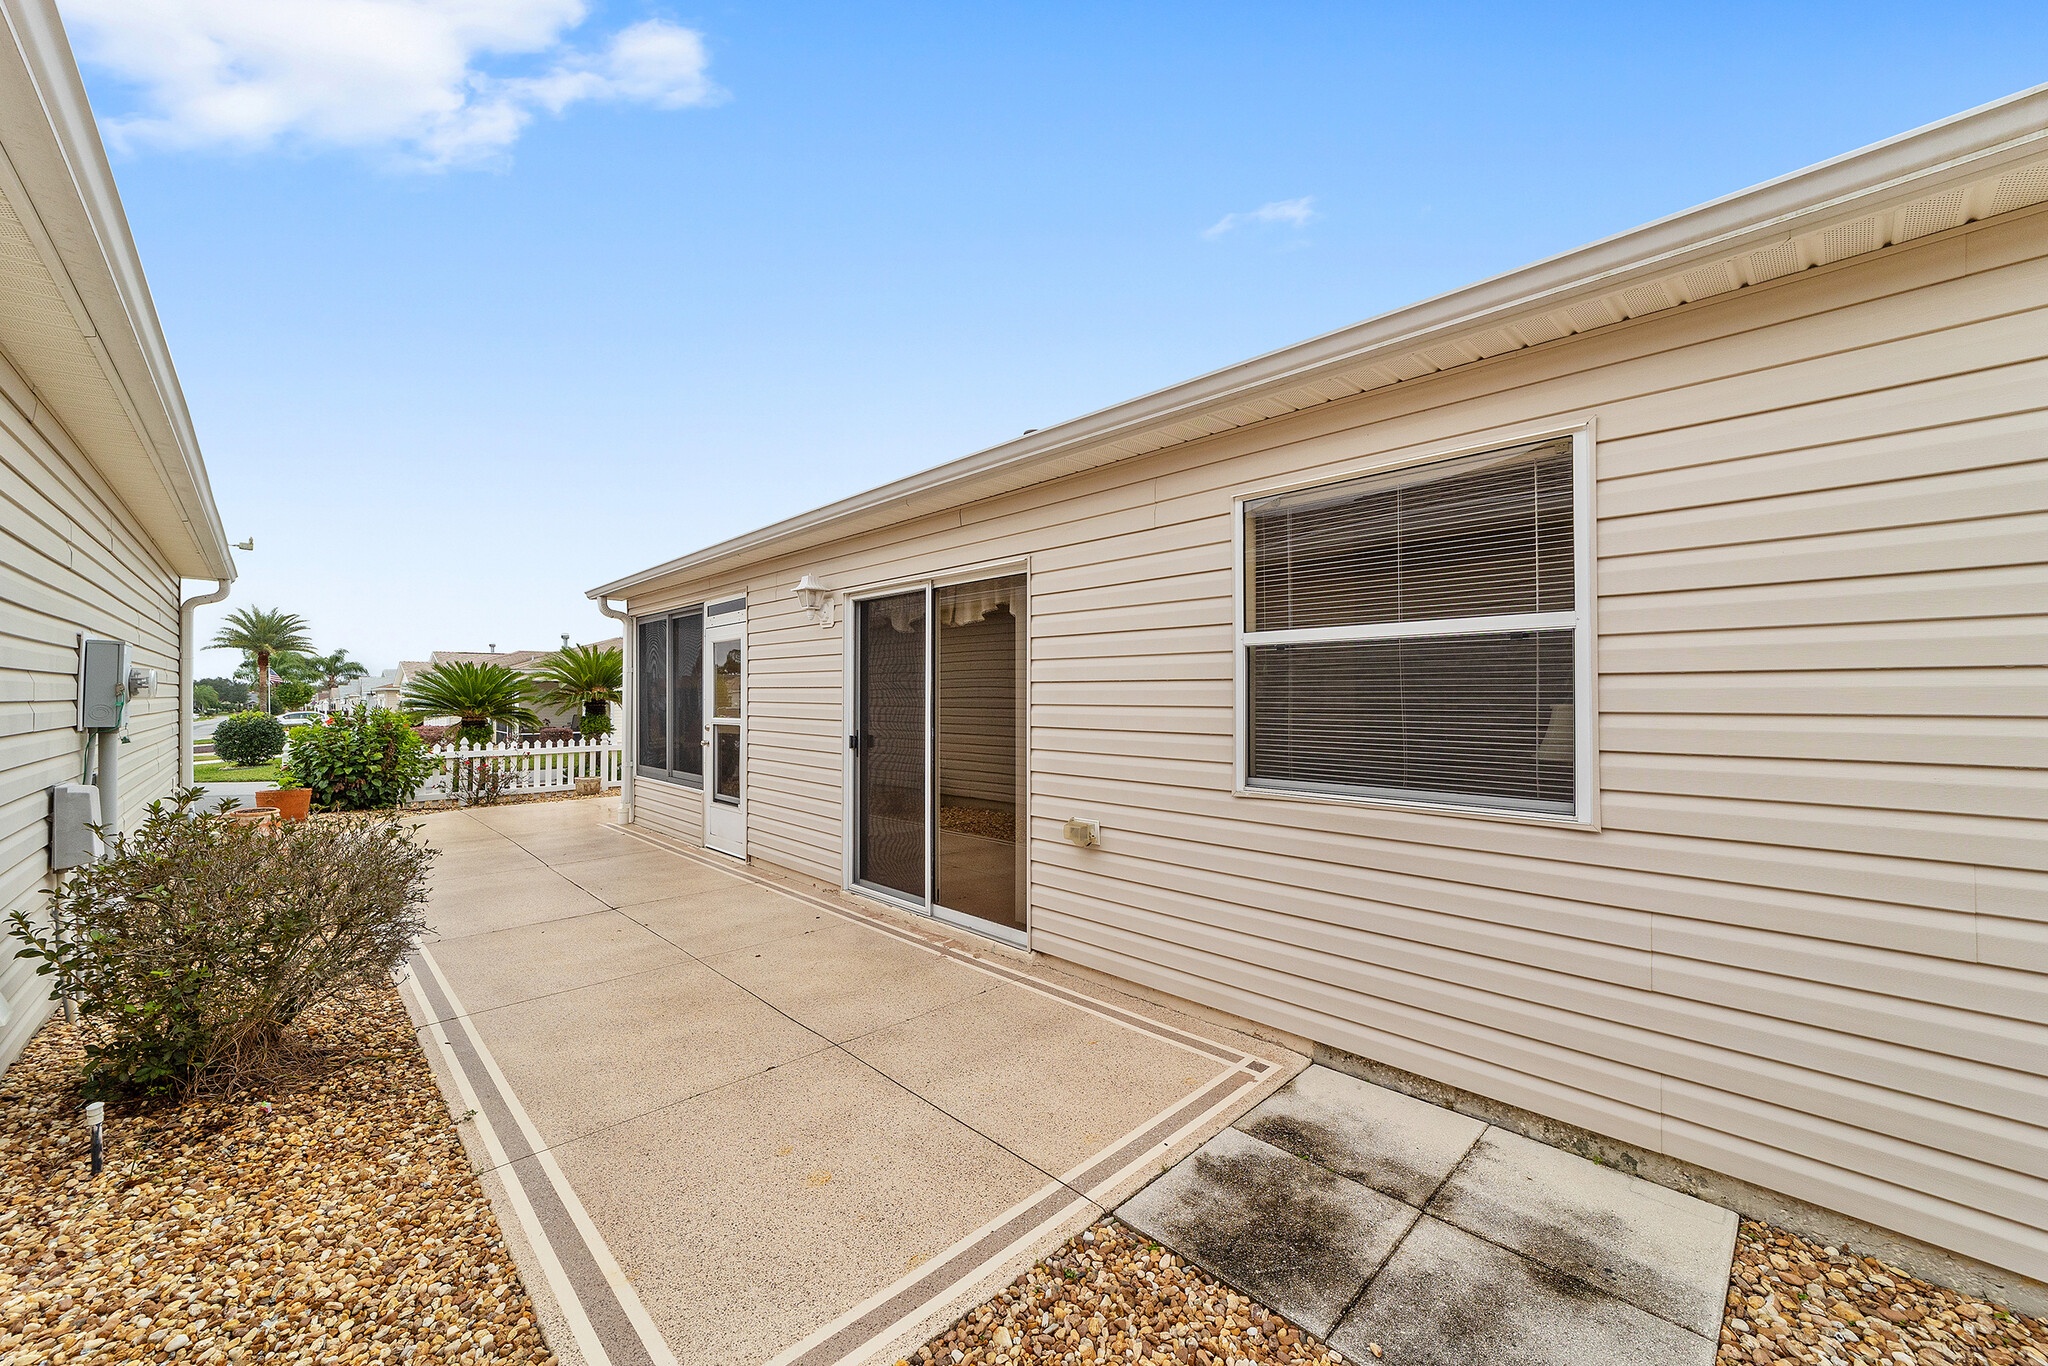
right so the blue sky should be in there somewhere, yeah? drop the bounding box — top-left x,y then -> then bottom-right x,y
59,1 -> 2048,677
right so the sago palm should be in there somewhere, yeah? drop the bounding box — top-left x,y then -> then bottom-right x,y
531,644 -> 623,735
401,662 -> 541,744
210,607 -> 313,714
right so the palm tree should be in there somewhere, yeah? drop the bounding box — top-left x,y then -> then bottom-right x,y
307,649 -> 369,706
210,607 -> 313,714
401,662 -> 542,744
531,643 -> 623,736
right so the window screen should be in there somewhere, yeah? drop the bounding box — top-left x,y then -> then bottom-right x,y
1243,437 -> 1581,816
636,618 -> 668,772
673,611 -> 703,780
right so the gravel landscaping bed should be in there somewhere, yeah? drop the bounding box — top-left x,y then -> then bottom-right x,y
1720,1220 -> 2046,1366
0,981 -> 554,1364
906,1219 -> 1346,1366
914,1213 -> 2048,1366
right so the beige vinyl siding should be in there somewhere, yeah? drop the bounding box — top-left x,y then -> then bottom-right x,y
0,351 -> 185,1069
621,204 -> 2048,1282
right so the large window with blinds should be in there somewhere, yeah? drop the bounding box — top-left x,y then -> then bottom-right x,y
1239,433 -> 1589,819
635,606 -> 704,785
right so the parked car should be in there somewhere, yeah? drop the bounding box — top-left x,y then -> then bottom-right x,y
277,711 -> 324,728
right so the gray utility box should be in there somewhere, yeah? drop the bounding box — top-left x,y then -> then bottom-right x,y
78,638 -> 130,731
49,782 -> 102,869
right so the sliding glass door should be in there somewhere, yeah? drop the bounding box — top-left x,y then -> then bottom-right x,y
934,575 -> 1025,936
851,575 -> 1025,944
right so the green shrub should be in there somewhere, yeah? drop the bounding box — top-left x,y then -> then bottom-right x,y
283,704 -> 435,811
9,788 -> 434,1096
212,710 -> 286,765
272,679 -> 314,712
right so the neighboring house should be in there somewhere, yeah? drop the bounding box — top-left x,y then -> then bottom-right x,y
0,3 -> 235,1067
320,665 -> 403,712
591,90 -> 2048,1295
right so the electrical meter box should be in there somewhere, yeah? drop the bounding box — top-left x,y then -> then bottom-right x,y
78,638 -> 130,731
49,782 -> 102,868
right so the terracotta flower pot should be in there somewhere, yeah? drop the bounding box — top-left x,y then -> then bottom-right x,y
255,788 -> 311,821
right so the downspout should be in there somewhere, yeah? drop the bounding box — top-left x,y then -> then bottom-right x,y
593,595 -> 633,822
180,579 -> 233,788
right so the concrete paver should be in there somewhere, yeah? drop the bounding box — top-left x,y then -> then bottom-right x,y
1236,1062 -> 1486,1205
1117,1065 -> 1737,1364
1429,1128 -> 1738,1336
1120,1125 -> 1421,1337
1333,1215 -> 1716,1366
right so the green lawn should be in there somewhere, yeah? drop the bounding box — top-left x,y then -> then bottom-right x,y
194,760 -> 282,783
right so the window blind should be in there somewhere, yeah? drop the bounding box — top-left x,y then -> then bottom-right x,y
1248,439 -> 1573,631
1242,436 -> 1581,817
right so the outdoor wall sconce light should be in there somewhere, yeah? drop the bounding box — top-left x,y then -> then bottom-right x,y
793,574 -> 836,628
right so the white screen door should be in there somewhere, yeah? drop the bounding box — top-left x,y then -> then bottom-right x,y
703,598 -> 745,857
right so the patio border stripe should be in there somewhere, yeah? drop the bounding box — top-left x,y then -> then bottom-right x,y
398,968 -> 616,1366
409,949 -> 680,1366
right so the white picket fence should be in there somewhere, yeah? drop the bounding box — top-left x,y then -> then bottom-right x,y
416,737 -> 624,803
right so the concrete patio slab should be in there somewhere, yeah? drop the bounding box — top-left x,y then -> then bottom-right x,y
1429,1128 -> 1739,1337
466,959 -> 826,1153
845,981 -> 1234,1176
531,1046 -> 1052,1366
420,869 -> 610,942
1236,1062 -> 1485,1206
623,882 -> 839,957
401,800 -> 1303,1366
1331,1215 -> 1716,1366
702,917 -> 1000,1043
1118,1126 -> 1420,1337
421,911 -> 690,1018
549,845 -> 735,908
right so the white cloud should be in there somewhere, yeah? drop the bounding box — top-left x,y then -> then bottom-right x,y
59,1 -> 722,168
1202,196 -> 1316,240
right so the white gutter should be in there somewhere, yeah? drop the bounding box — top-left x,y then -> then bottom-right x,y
589,79 -> 2048,602
179,578 -> 232,786
593,597 -> 633,821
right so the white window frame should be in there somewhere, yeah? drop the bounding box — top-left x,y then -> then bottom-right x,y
1231,424 -> 1599,828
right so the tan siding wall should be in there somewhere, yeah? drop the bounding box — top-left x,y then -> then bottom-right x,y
0,359 -> 185,1070
622,206 -> 2048,1282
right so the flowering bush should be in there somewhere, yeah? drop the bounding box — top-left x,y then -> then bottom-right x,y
283,704 -> 435,811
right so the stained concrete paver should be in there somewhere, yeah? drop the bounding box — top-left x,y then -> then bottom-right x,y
1117,1065 -> 1735,1364
1118,1126 -> 1420,1337
1236,1062 -> 1485,1205
1333,1214 -> 1717,1366
1429,1127 -> 1737,1336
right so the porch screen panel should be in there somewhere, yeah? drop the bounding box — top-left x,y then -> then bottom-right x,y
856,592 -> 927,899
672,610 -> 703,781
636,617 -> 668,771
1244,437 -> 1580,816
